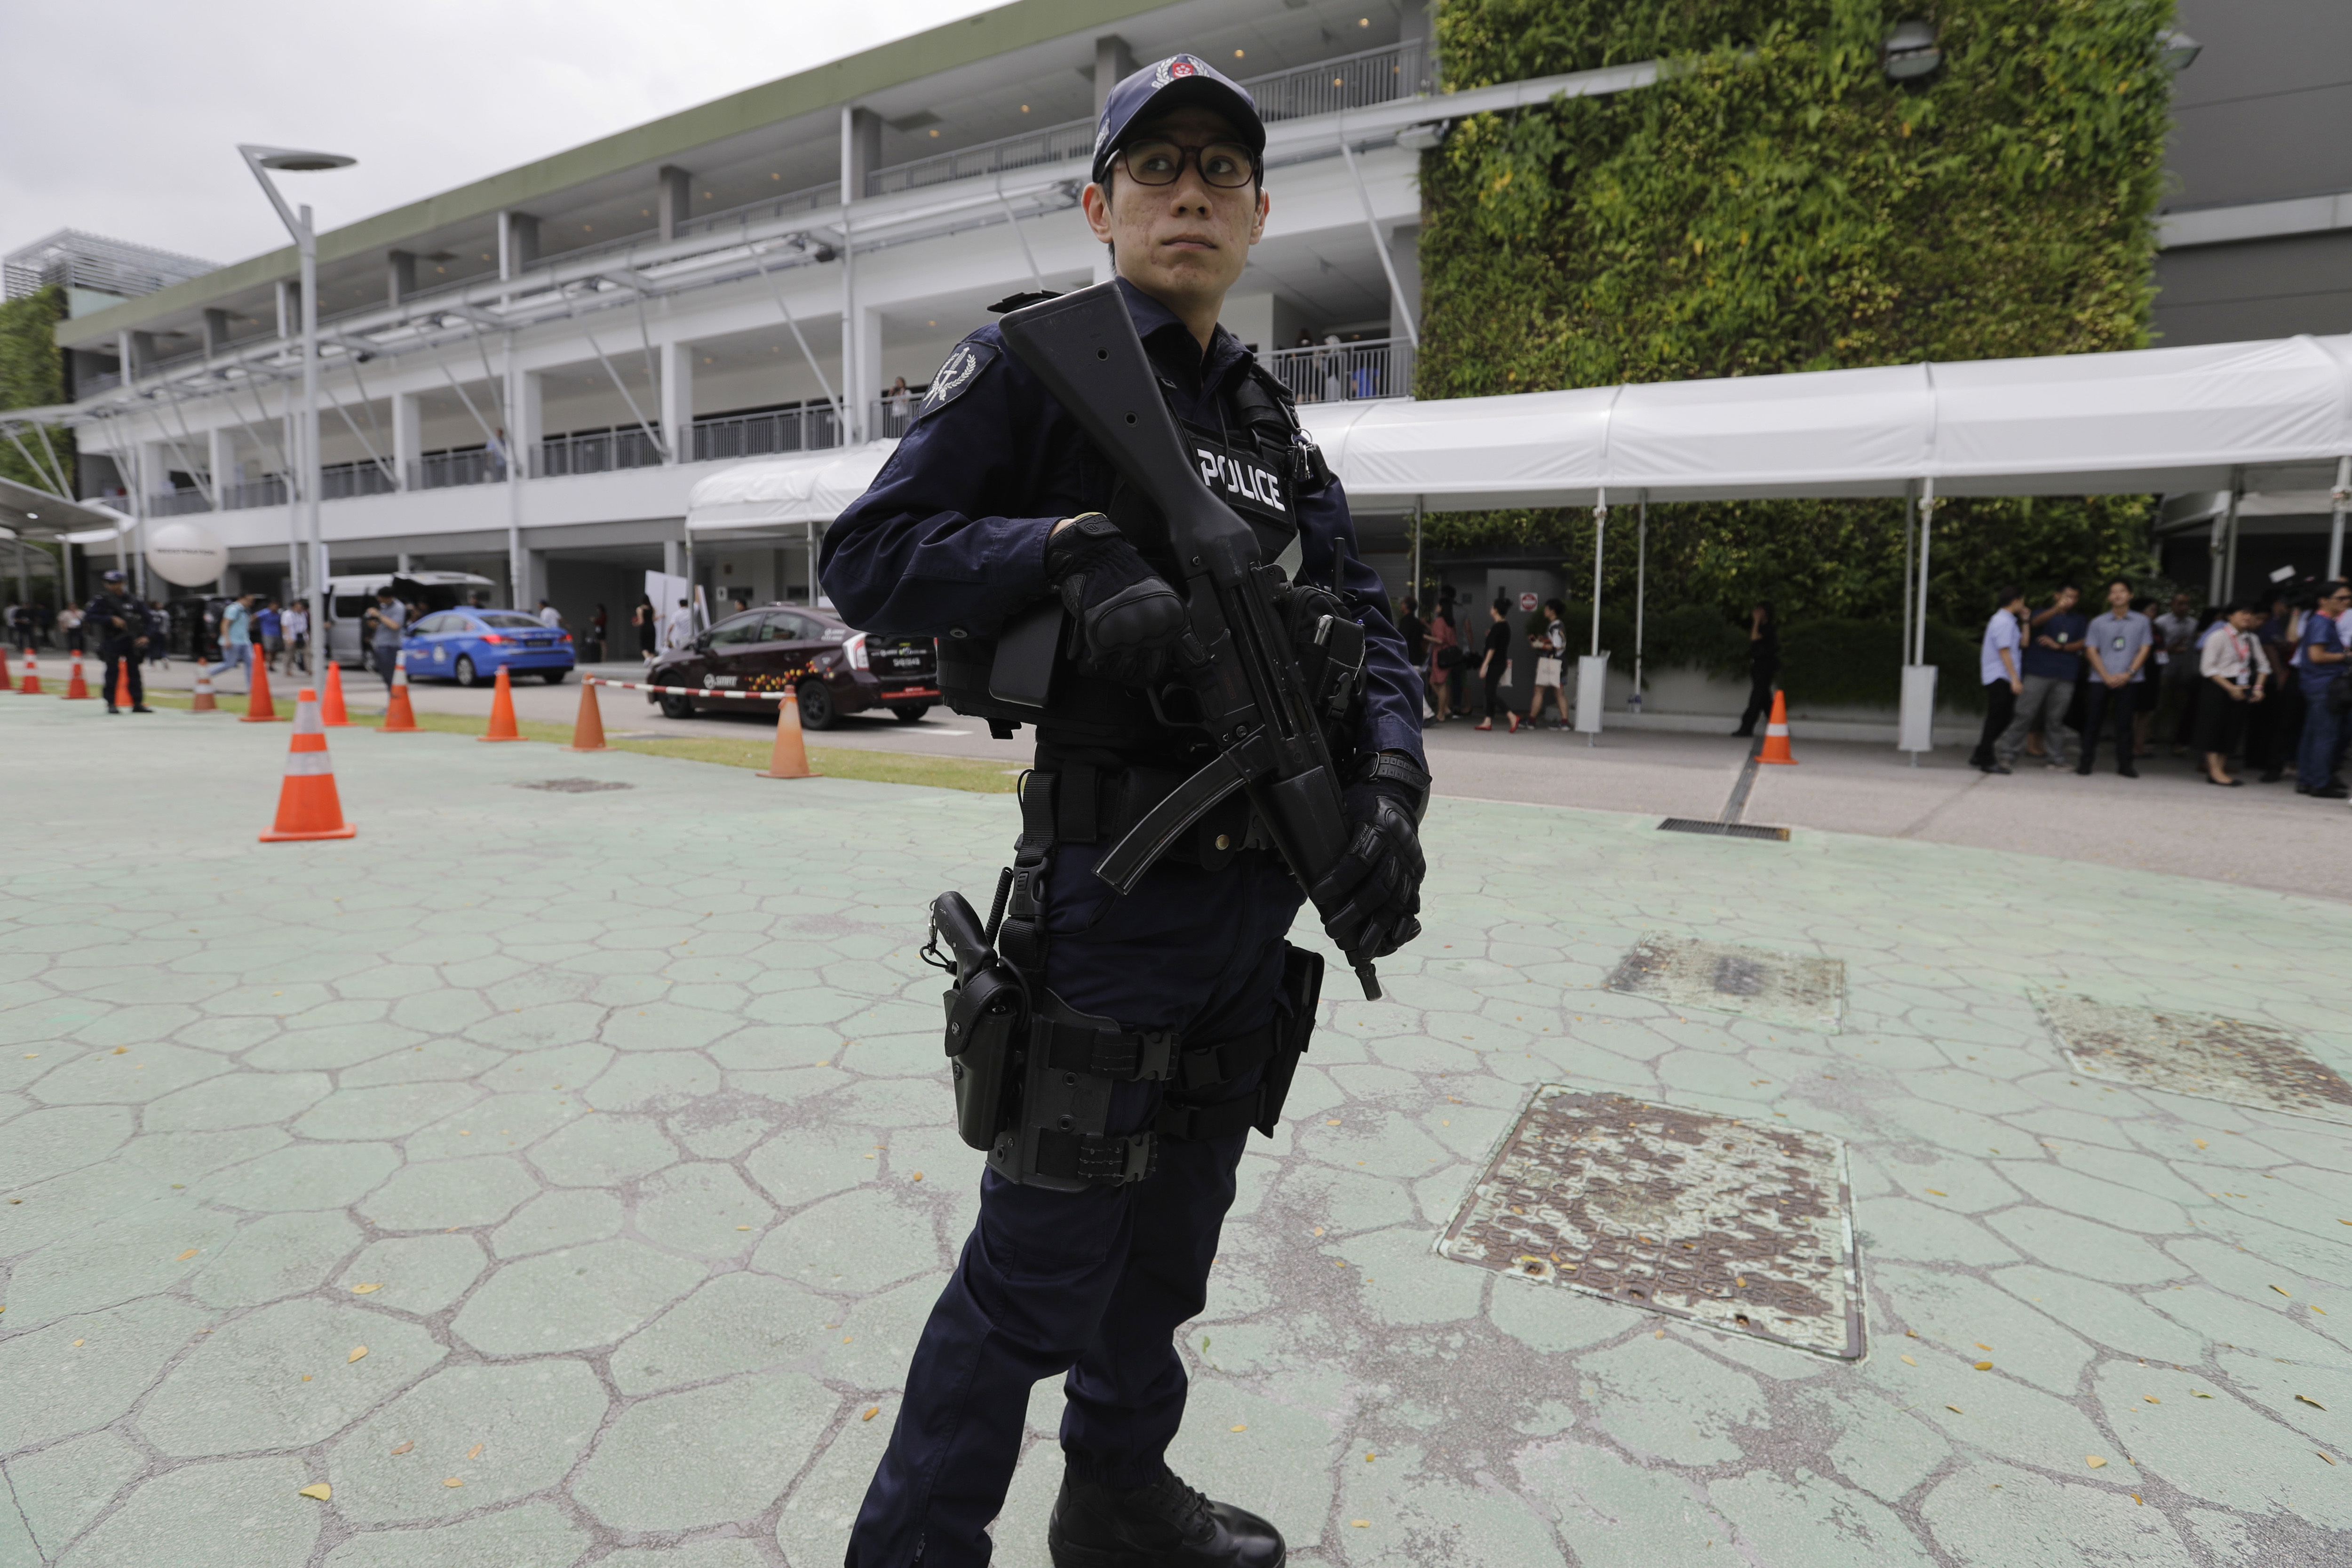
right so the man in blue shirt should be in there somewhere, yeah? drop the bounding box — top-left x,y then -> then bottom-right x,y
1969,585 -> 2026,772
2294,579 -> 2351,797
1995,582 -> 2085,769
2076,577 -> 2153,778
822,54 -> 1423,1568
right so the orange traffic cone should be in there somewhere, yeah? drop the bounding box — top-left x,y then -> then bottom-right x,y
241,653 -> 281,722
1757,689 -> 1797,765
320,660 -> 350,726
479,664 -> 524,742
64,652 -> 92,700
191,663 -> 219,712
19,651 -> 40,696
756,686 -> 819,779
259,688 -> 358,842
380,650 -> 419,732
563,678 -> 609,752
0,647 -> 13,692
114,661 -> 135,710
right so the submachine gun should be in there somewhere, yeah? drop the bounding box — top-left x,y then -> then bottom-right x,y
998,282 -> 1381,1001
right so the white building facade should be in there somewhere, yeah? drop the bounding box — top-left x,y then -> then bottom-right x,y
53,0 -> 1470,628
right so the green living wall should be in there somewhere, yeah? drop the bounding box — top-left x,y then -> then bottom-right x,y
1417,0 -> 2176,697
0,284 -> 72,607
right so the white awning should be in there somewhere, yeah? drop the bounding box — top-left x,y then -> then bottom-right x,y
1310,333 -> 2352,510
683,442 -> 896,533
683,333 -> 2352,531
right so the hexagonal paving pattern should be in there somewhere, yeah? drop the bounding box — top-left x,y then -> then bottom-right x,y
3,699 -> 2349,1566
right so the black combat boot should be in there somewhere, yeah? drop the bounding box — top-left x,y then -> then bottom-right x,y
1047,1467 -> 1284,1568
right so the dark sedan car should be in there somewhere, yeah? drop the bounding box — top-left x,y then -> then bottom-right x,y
647,604 -> 938,729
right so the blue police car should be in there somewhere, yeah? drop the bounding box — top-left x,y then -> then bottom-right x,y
403,609 -> 575,685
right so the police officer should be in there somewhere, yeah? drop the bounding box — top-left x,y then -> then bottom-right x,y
821,54 -> 1427,1568
87,569 -> 153,713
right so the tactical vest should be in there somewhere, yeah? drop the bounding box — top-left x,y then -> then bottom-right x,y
937,359 -> 1348,757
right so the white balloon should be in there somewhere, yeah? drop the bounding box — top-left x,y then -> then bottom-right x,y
145,521 -> 230,588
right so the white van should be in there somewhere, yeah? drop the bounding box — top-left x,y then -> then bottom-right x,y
324,572 -> 499,668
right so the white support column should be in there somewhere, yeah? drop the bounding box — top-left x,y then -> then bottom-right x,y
391,391 -> 421,491
208,427 -> 237,500
848,306 -> 882,443
837,106 -> 884,442
659,340 -> 694,464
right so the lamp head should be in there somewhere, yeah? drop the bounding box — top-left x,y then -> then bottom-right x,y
243,144 -> 357,173
1881,21 -> 1942,81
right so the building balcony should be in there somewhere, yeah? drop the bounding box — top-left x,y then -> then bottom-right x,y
1264,336 -> 1414,404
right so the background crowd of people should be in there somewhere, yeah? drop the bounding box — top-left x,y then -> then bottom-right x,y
1396,590 -> 1574,732
1970,575 -> 2351,797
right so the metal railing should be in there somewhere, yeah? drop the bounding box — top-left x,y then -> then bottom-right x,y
868,120 -> 1096,199
689,405 -> 843,462
219,477 -> 289,510
869,396 -> 926,441
534,426 -> 666,478
411,448 -> 503,490
860,39 -> 1438,200
321,460 -> 398,501
1248,38 -> 1436,124
1264,337 -> 1414,404
675,181 -> 842,244
148,488 -> 214,517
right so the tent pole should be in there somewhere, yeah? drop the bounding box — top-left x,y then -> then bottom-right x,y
1633,493 -> 1647,709
1914,479 -> 1934,665
1900,491 -> 1915,677
2328,456 -> 2348,581
1589,491 -> 1606,658
1411,499 -> 1422,615
2219,474 -> 2241,603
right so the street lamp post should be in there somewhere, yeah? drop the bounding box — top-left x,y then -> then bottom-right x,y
239,144 -> 355,678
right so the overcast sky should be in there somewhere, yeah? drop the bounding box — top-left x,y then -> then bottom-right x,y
1,0 -> 999,271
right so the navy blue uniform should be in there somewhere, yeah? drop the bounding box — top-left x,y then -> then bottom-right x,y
820,280 -> 1421,1567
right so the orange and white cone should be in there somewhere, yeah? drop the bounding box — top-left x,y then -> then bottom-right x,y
259,688 -> 358,842
756,686 -> 818,779
0,647 -> 13,692
479,663 -> 524,742
114,661 -> 135,710
64,652 -> 92,700
1757,689 -> 1797,765
320,660 -> 351,726
241,651 -> 281,723
563,677 -> 609,752
379,650 -> 419,732
191,663 -> 219,712
19,651 -> 40,696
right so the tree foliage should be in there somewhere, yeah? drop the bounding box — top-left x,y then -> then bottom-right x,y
1417,0 -> 2174,638
0,284 -> 74,493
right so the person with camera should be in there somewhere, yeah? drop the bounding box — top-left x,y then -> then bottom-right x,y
819,53 -> 1425,1568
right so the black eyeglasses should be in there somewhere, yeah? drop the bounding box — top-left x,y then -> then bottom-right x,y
1118,138 -> 1258,190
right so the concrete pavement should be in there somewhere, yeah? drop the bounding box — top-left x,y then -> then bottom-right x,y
2,694 -> 2347,1566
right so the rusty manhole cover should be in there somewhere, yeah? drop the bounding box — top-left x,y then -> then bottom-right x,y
1607,933 -> 1843,1032
1438,1086 -> 1861,1358
515,778 -> 634,794
2036,993 -> 2352,1126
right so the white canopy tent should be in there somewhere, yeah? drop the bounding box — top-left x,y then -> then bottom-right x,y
687,333 -> 2352,748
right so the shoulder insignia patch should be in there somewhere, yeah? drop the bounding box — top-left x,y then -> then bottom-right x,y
916,341 -> 998,421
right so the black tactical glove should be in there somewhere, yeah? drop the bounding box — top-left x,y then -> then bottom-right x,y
1310,753 -> 1429,965
1045,512 -> 1200,686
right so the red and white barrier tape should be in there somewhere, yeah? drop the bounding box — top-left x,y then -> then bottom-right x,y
582,676 -> 941,702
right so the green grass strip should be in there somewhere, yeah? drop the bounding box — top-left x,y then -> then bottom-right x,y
132,687 -> 1020,794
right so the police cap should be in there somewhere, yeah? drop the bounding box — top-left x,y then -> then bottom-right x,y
1091,55 -> 1266,187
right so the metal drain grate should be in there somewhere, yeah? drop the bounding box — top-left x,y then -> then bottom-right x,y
515,778 -> 635,794
2035,992 -> 2352,1126
1438,1086 -> 1861,1358
1608,932 -> 1844,1032
1659,817 -> 1791,842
